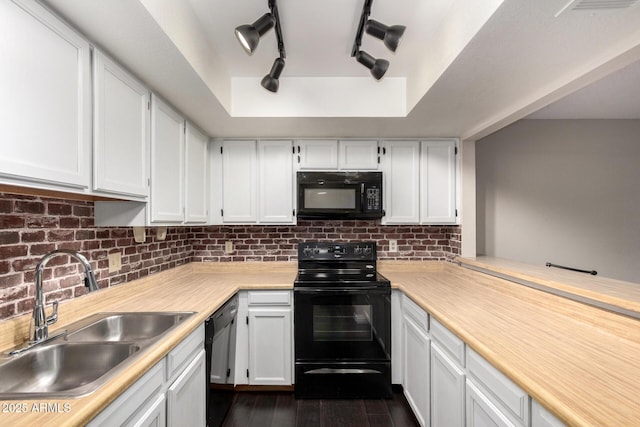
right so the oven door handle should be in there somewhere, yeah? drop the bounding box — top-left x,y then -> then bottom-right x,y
304,368 -> 384,375
295,287 -> 388,293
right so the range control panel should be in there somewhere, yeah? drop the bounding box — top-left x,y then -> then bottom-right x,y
298,242 -> 377,261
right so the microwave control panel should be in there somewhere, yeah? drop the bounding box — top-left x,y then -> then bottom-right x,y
365,187 -> 381,211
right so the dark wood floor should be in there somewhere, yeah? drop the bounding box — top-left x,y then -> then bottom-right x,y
217,390 -> 420,427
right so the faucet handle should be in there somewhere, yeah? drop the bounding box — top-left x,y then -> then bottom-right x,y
46,301 -> 59,326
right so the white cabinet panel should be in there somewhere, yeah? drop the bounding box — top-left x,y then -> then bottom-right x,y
150,95 -> 184,223
0,0 -> 91,190
531,400 -> 565,427
296,140 -> 338,170
339,140 -> 379,170
403,315 -> 430,427
420,139 -> 457,224
382,141 -> 420,224
248,306 -> 292,385
221,140 -> 257,222
259,140 -> 294,223
391,290 -> 404,385
129,394 -> 166,427
184,123 -> 208,223
466,380 -> 516,427
93,49 -> 149,199
431,342 -> 465,427
167,349 -> 206,427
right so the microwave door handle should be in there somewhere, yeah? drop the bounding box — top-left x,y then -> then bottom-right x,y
360,183 -> 365,211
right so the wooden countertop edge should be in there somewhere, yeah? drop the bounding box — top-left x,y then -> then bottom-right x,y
458,256 -> 640,314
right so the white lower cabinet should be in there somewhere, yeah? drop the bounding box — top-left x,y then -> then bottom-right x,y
431,342 -> 465,427
403,313 -> 430,426
531,400 -> 566,427
88,325 -> 205,427
167,349 -> 206,427
235,290 -> 293,386
466,380 -> 516,427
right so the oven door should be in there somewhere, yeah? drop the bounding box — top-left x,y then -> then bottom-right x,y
297,182 -> 363,219
294,287 -> 391,362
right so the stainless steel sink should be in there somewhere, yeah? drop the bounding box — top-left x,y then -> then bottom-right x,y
0,311 -> 194,399
0,342 -> 140,398
66,312 -> 193,342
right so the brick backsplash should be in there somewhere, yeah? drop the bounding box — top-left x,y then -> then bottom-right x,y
0,192 -> 460,320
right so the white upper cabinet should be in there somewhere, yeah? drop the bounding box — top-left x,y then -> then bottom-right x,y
382,141 -> 421,224
259,140 -> 294,223
338,140 -> 379,170
184,123 -> 208,223
421,139 -> 457,224
150,95 -> 185,223
221,140 -> 258,223
93,49 -> 150,199
0,0 -> 91,191
296,140 -> 338,170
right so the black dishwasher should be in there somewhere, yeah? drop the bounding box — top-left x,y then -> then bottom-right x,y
204,294 -> 238,427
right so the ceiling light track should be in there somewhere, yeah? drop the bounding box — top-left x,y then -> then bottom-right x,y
351,0 -> 406,80
235,0 -> 286,92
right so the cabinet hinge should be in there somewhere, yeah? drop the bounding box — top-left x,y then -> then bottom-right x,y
293,209 -> 296,217
246,316 -> 249,325
220,146 -> 223,154
377,156 -> 380,164
377,146 -> 380,154
455,209 -> 458,217
246,369 -> 249,378
455,147 -> 458,155
297,145 -> 300,153
221,209 -> 224,217
292,146 -> 295,154
227,368 -> 231,378
383,147 -> 387,155
147,100 -> 150,110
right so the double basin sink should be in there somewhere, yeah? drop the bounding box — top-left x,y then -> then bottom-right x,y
0,312 -> 194,399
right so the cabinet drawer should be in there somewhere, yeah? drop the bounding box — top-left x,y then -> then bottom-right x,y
88,361 -> 164,426
430,317 -> 464,366
466,348 -> 529,426
166,324 -> 204,383
248,290 -> 291,306
402,294 -> 429,334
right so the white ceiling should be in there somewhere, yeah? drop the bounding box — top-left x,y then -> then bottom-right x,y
44,0 -> 640,139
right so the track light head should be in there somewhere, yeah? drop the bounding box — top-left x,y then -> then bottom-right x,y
261,57 -> 285,92
235,13 -> 276,55
365,19 -> 406,52
355,50 -> 389,80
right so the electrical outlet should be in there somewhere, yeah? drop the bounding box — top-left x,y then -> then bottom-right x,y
389,239 -> 398,252
108,252 -> 122,273
225,241 -> 234,254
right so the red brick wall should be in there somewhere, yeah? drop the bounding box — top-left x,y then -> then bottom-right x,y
0,192 -> 460,320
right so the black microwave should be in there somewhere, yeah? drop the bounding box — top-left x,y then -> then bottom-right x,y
297,171 -> 384,219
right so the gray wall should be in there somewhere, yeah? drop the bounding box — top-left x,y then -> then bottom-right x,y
476,119 -> 640,283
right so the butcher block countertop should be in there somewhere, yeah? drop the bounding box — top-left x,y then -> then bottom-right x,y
1,259 -> 639,426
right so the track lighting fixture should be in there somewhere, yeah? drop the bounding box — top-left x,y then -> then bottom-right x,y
351,0 -> 406,80
235,0 -> 286,92
235,13 -> 275,55
355,51 -> 389,80
261,57 -> 285,92
365,19 -> 406,53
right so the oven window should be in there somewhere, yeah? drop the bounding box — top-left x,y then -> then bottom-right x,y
313,305 -> 373,341
304,188 -> 355,209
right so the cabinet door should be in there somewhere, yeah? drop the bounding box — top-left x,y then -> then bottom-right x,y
466,380 -> 516,427
339,140 -> 379,170
248,307 -> 292,385
167,349 -> 206,427
382,141 -> 420,224
222,140 -> 257,223
259,140 -> 294,223
150,95 -> 184,223
421,140 -> 457,224
93,49 -> 150,199
296,140 -> 338,170
128,394 -> 166,427
0,0 -> 91,190
184,123 -> 208,223
531,400 -> 565,427
431,342 -> 465,427
403,315 -> 430,427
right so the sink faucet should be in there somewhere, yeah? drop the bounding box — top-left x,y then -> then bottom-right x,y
30,250 -> 99,344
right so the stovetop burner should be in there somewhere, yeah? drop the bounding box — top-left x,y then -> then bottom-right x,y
295,242 -> 389,288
